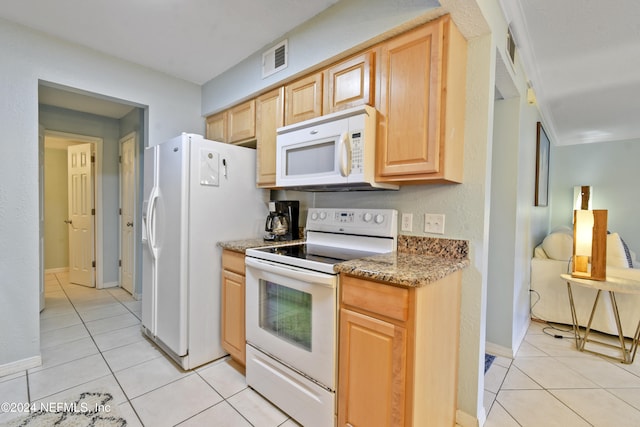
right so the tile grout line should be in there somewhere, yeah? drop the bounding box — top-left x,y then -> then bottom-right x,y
55,277 -> 245,425
487,321 -> 640,424
192,368 -> 257,426
41,274 -> 298,426
47,273 -> 145,425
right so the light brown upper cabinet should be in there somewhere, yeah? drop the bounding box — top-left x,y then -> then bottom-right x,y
255,87 -> 284,188
228,99 -> 256,144
206,111 -> 227,143
285,72 -> 323,126
324,51 -> 374,114
376,15 -> 467,184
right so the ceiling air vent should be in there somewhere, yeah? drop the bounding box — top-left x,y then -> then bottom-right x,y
262,39 -> 288,79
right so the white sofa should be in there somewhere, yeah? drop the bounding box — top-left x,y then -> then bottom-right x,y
530,227 -> 640,337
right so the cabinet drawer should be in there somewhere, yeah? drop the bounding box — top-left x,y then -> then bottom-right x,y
222,250 -> 245,275
341,275 -> 409,322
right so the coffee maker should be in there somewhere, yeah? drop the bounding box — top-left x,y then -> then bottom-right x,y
264,200 -> 300,242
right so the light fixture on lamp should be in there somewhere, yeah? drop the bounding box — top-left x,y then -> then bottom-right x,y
573,185 -> 593,211
572,209 -> 607,281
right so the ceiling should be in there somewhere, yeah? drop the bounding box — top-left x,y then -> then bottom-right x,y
0,0 -> 338,119
501,0 -> 640,146
3,1 -> 639,145
0,0 -> 340,85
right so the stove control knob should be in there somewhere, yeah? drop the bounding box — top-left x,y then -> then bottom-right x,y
374,214 -> 384,224
319,211 -> 327,220
363,213 -> 373,222
311,212 -> 319,221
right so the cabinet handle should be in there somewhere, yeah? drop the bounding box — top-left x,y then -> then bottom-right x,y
339,131 -> 351,177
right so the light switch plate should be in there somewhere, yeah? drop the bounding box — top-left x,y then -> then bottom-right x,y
424,213 -> 445,234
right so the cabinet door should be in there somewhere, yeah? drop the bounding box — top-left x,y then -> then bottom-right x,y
325,51 -> 373,114
221,268 -> 245,365
376,20 -> 443,178
338,308 -> 406,427
228,99 -> 256,144
285,72 -> 323,125
206,111 -> 227,143
256,87 -> 284,188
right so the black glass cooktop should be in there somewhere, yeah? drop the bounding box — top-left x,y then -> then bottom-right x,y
253,243 -> 376,266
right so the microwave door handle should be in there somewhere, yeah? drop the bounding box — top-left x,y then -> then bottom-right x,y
339,131 -> 351,177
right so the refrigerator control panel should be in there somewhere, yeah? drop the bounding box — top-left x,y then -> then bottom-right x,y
199,149 -> 219,186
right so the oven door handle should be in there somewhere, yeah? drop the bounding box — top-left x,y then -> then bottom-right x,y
245,257 -> 337,288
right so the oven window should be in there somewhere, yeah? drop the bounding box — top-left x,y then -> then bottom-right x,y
286,140 -> 336,176
259,280 -> 312,351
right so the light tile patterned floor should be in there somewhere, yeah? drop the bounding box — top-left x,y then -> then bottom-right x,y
6,272 -> 640,426
0,272 -> 301,426
485,320 -> 640,426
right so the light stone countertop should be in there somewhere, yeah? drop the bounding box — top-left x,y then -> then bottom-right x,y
334,252 -> 469,288
335,235 -> 470,288
217,238 -> 304,253
218,235 -> 469,288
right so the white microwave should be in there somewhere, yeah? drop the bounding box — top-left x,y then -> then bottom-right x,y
275,105 -> 398,191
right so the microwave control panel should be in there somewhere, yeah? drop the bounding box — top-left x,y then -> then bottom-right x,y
350,130 -> 364,174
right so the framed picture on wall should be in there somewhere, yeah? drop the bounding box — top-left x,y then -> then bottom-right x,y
535,121 -> 550,207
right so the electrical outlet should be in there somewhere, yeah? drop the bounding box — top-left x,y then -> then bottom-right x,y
401,213 -> 413,232
424,213 -> 445,234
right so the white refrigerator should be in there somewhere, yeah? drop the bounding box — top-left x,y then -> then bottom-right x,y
142,133 -> 268,370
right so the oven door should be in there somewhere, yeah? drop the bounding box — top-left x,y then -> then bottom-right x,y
245,256 -> 337,390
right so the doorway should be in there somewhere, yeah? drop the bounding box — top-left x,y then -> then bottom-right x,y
38,82 -> 147,306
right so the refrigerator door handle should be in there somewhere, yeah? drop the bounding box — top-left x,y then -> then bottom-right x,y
146,187 -> 159,259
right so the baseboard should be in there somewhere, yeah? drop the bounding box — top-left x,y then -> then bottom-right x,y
485,341 -> 514,359
0,355 -> 42,377
485,317 -> 531,360
456,408 -> 481,427
45,267 -> 68,274
101,281 -> 119,289
513,317 -> 531,355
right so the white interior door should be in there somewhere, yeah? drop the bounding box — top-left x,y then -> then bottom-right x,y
67,143 -> 95,287
120,133 -> 136,294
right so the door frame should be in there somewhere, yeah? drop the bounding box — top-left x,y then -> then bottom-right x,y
119,131 -> 138,295
44,130 -> 104,288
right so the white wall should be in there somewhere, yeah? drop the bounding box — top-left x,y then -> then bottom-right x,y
549,139 -> 640,255
0,17 -> 202,370
486,70 -> 549,357
487,97 -> 520,350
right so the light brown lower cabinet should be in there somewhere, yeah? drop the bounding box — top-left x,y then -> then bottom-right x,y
221,249 -> 246,365
338,271 -> 462,426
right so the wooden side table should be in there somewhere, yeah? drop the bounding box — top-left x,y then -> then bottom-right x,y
561,273 -> 640,363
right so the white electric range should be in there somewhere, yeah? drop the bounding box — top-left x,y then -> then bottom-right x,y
244,208 -> 398,427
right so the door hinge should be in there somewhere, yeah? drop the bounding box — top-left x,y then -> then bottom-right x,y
92,260 -> 96,268
119,259 -> 122,267
92,208 -> 95,215
91,155 -> 95,163
119,208 -> 122,215
119,155 -> 122,163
